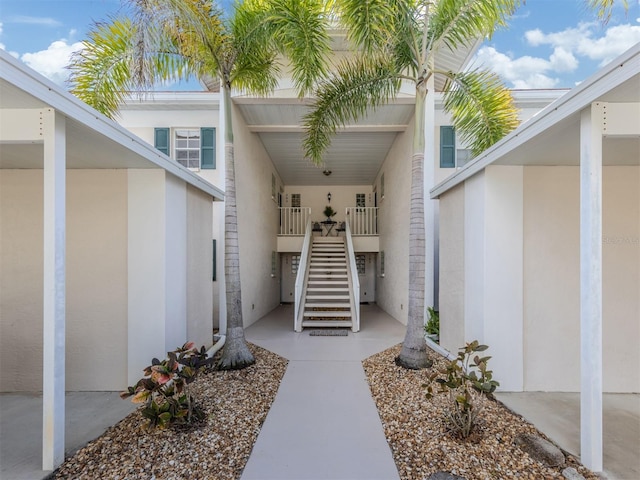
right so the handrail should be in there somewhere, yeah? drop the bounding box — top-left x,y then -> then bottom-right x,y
345,207 -> 378,235
279,207 -> 311,236
294,217 -> 313,332
344,221 -> 360,332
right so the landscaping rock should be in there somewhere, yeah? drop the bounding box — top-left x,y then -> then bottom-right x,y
563,467 -> 587,479
514,433 -> 565,467
426,472 -> 466,480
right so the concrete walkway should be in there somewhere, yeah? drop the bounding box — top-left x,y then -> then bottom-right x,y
241,304 -> 405,480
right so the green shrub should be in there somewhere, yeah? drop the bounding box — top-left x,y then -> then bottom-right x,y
425,307 -> 439,335
121,342 -> 212,430
424,340 -> 499,438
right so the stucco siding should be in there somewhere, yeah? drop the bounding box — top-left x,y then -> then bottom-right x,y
438,182 -> 465,354
523,166 -> 639,393
601,166 -> 639,392
0,169 -> 129,392
0,170 -> 44,391
524,166 -> 581,391
232,103 -> 281,328
187,184 -> 214,347
66,170 -> 129,391
375,118 -> 413,324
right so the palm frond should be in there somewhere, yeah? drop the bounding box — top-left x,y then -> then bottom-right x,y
266,0 -> 331,96
429,0 -> 522,52
586,0 -> 628,23
68,19 -> 136,118
441,69 -> 520,156
333,0 -> 403,53
303,55 -> 401,165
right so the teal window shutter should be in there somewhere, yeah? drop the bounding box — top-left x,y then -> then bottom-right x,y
212,239 -> 216,281
440,126 -> 455,168
201,127 -> 216,169
154,128 -> 170,156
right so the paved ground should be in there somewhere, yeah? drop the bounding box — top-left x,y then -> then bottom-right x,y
2,304 -> 638,480
241,304 -> 405,480
498,392 -> 640,480
0,391 -> 136,480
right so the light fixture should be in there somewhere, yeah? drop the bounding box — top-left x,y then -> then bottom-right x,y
327,192 -> 332,203
322,169 -> 332,176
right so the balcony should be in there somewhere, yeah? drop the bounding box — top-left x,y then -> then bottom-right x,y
277,207 -> 379,253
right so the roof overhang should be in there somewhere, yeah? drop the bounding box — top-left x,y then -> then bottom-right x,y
431,43 -> 640,199
0,51 -> 224,201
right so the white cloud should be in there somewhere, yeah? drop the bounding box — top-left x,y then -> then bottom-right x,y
7,15 -> 62,27
20,39 -> 84,85
477,20 -> 640,89
474,46 -> 560,89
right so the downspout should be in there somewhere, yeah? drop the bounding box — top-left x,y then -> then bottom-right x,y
207,334 -> 226,358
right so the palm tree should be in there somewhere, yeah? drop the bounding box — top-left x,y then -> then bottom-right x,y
303,0 -> 522,369
69,0 -> 331,369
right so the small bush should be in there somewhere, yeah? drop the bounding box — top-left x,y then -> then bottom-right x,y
425,307 -> 439,335
121,342 -> 212,430
424,340 -> 499,438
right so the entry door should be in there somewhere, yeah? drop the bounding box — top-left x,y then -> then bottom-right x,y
280,254 -> 300,303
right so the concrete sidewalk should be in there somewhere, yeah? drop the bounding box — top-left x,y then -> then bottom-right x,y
241,304 -> 405,480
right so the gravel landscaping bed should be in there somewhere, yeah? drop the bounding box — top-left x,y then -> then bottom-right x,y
51,343 -> 287,480
363,344 -> 599,480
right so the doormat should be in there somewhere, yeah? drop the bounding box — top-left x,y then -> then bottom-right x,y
309,329 -> 348,336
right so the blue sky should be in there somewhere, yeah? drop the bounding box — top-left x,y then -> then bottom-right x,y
0,0 -> 639,90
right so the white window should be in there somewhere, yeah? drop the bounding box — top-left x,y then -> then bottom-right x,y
291,193 -> 301,208
356,193 -> 366,208
291,254 -> 301,274
175,129 -> 201,169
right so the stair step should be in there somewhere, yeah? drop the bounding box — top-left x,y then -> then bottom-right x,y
307,289 -> 350,294
310,262 -> 346,266
308,274 -> 348,278
305,302 -> 350,308
305,295 -> 350,300
308,281 -> 348,285
304,311 -> 352,318
302,320 -> 352,327
311,253 -> 345,256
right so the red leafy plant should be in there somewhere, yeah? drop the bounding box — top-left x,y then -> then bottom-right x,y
121,342 -> 212,430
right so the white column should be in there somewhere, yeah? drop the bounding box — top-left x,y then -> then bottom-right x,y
579,103 -> 603,472
218,94 -> 227,334
42,108 -> 66,471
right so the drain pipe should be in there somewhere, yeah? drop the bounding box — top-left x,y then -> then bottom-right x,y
206,334 -> 226,358
425,336 -> 456,361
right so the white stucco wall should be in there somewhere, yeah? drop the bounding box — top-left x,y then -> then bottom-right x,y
375,119 -> 413,324
232,103 -> 281,328
523,166 -> 639,393
438,183 -> 465,353
187,184 -> 214,347
1,169 -> 129,392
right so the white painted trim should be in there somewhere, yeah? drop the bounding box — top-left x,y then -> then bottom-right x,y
0,51 -> 223,201
42,108 -> 65,471
430,43 -> 640,199
579,104 -> 604,472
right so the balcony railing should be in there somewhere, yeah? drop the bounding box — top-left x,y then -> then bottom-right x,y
345,207 -> 378,235
279,207 -> 311,236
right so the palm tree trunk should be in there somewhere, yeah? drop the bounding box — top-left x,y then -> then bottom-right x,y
395,81 -> 432,370
218,84 -> 255,370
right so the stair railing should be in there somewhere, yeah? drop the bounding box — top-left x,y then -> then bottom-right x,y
344,221 -> 360,332
294,217 -> 313,332
279,207 -> 311,235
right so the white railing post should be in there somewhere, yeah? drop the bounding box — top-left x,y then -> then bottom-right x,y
344,221 -> 360,332
294,218 -> 313,331
279,207 -> 311,236
345,207 -> 378,235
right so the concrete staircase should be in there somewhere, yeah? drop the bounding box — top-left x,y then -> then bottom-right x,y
302,237 -> 353,328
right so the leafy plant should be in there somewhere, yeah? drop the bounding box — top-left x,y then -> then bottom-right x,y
424,340 -> 499,438
425,307 -> 439,335
121,342 -> 212,430
323,205 -> 336,220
